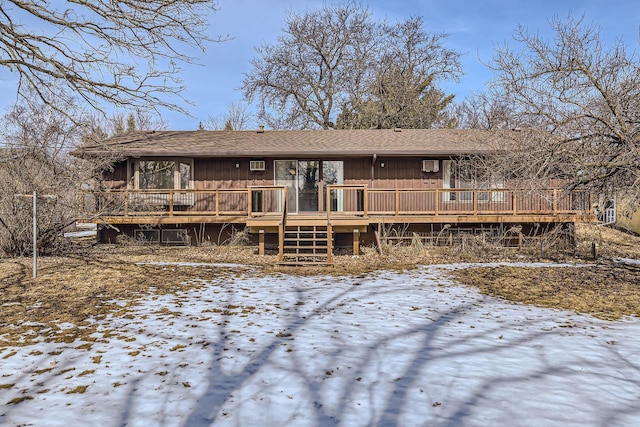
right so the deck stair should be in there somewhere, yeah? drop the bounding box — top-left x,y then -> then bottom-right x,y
279,224 -> 333,266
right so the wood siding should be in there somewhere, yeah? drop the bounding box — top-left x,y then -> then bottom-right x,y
106,157 -> 451,190
102,161 -> 128,188
343,157 -> 444,188
93,157 -> 590,220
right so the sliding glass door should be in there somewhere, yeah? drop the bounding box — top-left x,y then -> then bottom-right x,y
323,160 -> 344,212
298,160 -> 319,212
274,160 -> 343,214
274,160 -> 298,213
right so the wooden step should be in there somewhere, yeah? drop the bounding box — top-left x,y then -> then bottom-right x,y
278,261 -> 334,266
278,224 -> 333,266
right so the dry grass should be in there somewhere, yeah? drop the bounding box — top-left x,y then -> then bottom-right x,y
1,223 -> 639,348
0,245 -> 264,347
452,264 -> 640,320
575,222 -> 640,260
453,223 -> 640,320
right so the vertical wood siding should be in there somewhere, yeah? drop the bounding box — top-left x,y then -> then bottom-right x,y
193,158 -> 275,189
102,161 -> 127,188
344,157 -> 444,189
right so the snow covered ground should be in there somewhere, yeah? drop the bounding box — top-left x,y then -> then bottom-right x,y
2,263 -> 640,427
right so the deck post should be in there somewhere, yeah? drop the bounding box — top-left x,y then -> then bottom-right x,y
473,190 -> 478,215
278,222 -> 284,262
169,191 -> 174,216
553,189 -> 558,214
259,229 -> 265,255
353,229 -> 360,256
395,188 -> 399,216
512,191 -> 517,216
247,188 -> 253,218
363,186 -> 368,217
327,223 -> 333,264
215,189 -> 220,216
435,189 -> 439,215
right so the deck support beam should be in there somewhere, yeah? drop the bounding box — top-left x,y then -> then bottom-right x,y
278,222 -> 284,262
258,229 -> 265,255
327,223 -> 333,264
353,229 -> 360,256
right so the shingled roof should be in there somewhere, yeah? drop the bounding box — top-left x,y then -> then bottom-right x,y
75,128 -> 511,158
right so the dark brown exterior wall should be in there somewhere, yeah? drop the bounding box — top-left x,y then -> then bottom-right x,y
193,158 -> 274,189
192,157 -> 445,189
99,222 -> 278,248
102,161 -> 128,188
106,157 -> 447,190
193,157 -> 446,189
344,157 -> 444,189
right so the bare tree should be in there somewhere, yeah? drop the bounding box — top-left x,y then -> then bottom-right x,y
205,101 -> 253,130
243,4 -> 461,130
0,89 -> 117,257
339,17 -> 462,129
0,0 -> 224,116
242,2 -> 381,129
456,92 -> 520,130
485,15 -> 640,204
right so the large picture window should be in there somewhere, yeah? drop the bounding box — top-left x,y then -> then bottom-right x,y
442,159 -> 504,202
129,159 -> 193,190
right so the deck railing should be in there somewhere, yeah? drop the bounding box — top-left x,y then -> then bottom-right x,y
80,186 -> 288,218
326,185 -> 591,217
80,186 -> 592,219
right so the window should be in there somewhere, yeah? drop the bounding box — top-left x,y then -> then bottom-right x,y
442,159 -> 504,202
179,161 -> 191,190
442,160 -> 473,202
128,159 -> 192,190
134,229 -> 160,242
140,160 -> 174,189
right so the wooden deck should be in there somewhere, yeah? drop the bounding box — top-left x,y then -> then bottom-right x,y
80,185 -> 594,264
81,185 -> 594,229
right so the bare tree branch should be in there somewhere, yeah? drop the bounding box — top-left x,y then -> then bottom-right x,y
242,2 -> 382,129
205,101 -> 253,130
485,14 -> 640,203
0,89 -> 121,256
0,0 -> 225,117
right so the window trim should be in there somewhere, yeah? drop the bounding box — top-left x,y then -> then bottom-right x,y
128,158 -> 194,190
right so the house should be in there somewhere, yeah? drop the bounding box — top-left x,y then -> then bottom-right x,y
74,128 -> 594,265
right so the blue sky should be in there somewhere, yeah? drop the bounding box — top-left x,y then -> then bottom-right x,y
0,0 -> 638,130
